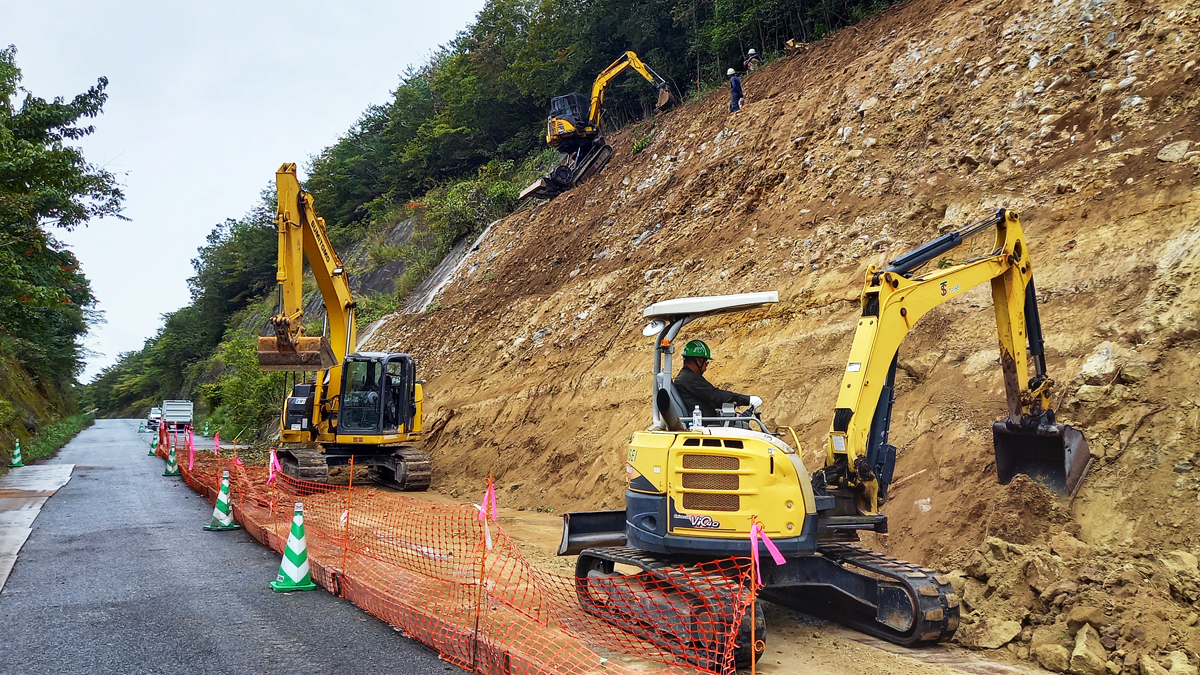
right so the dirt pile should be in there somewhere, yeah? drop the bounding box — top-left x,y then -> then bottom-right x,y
363,0 -> 1199,668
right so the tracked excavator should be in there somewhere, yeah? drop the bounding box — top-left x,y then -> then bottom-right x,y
519,51 -> 675,202
255,163 -> 431,491
558,209 -> 1090,667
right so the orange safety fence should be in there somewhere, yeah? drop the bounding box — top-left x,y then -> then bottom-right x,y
158,440 -> 756,675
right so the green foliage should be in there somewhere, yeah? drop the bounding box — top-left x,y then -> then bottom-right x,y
4,412 -> 94,468
355,291 -> 401,328
195,335 -> 286,440
632,131 -> 655,155
0,45 -> 122,385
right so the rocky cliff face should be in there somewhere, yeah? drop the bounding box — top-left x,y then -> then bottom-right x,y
365,0 -> 1199,664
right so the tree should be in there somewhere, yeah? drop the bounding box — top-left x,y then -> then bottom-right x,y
0,45 -> 123,384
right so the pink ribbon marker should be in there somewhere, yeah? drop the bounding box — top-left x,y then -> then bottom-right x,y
267,449 -> 282,484
749,521 -> 786,586
477,479 -> 498,522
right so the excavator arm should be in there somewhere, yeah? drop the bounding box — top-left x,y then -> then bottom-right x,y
256,163 -> 356,371
823,209 -> 1089,513
586,51 -> 673,128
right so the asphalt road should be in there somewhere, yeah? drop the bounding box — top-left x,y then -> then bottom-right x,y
0,419 -> 457,675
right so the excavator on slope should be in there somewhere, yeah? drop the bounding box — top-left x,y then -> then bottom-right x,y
255,163 -> 431,491
519,51 -> 675,202
557,209 -> 1090,667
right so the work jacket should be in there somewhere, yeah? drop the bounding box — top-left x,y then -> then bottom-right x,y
674,367 -> 751,419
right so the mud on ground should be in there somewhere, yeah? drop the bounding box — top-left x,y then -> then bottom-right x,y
363,0 -> 1200,671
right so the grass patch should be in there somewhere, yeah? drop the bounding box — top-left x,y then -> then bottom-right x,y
2,412 -> 95,472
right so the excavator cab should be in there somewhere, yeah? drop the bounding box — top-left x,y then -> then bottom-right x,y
337,353 -> 418,435
547,92 -> 592,150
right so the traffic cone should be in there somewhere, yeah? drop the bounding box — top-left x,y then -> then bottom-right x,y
269,503 -> 318,592
203,421 -> 210,437
138,421 -> 146,433
204,471 -> 241,531
149,426 -> 160,456
162,439 -> 180,477
7,440 -> 23,468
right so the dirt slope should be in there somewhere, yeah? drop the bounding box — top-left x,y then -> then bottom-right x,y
365,0 -> 1200,668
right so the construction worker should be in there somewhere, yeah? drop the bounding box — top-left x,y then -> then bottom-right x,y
727,68 -> 743,112
744,48 -> 762,71
674,340 -> 761,420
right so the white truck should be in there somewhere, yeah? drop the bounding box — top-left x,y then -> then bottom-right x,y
160,400 -> 194,431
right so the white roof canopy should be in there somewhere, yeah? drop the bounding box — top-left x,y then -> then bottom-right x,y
643,291 -> 779,319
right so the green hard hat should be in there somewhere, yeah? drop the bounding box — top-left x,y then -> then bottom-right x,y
682,339 -> 712,359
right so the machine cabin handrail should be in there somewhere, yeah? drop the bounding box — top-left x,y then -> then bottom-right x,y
826,209 -> 1052,511
588,51 -> 669,130
271,163 -> 357,363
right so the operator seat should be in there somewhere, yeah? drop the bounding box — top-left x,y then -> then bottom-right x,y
654,372 -> 691,428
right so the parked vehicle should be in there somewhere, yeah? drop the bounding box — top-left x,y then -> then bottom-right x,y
147,407 -> 163,431
160,400 -> 194,431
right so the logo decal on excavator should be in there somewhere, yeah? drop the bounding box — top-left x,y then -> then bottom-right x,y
672,512 -> 722,529
939,281 -> 961,297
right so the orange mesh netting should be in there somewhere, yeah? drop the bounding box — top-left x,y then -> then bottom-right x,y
160,440 -> 757,675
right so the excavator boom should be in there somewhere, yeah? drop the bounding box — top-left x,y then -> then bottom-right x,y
256,163 -> 355,371
822,209 -> 1090,509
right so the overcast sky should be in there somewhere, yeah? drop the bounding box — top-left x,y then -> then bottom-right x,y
2,0 -> 487,381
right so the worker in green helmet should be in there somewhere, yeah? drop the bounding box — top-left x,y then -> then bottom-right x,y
673,339 -> 762,421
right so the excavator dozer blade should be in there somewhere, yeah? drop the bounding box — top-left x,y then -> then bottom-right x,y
256,336 -> 338,371
992,422 -> 1092,496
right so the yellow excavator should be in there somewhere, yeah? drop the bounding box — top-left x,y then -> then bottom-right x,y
557,209 -> 1090,668
519,51 -> 675,201
256,163 -> 431,491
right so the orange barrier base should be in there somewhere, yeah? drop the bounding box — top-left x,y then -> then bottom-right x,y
164,447 -> 751,675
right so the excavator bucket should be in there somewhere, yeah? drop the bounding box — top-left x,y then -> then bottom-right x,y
256,336 -> 338,371
655,88 -> 674,111
992,422 -> 1092,496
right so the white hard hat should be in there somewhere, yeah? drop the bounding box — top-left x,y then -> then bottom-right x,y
748,48 -> 757,55
727,67 -> 735,76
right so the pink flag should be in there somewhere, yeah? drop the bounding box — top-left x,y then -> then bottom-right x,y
477,478 -> 498,522
749,521 -> 786,586
267,449 -> 282,484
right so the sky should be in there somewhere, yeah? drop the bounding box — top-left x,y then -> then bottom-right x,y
1,0 -> 488,381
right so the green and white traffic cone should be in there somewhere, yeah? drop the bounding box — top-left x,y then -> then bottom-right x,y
269,503 -> 318,592
203,421 -> 210,437
149,429 -> 159,456
162,441 -> 180,477
138,421 -> 146,433
204,471 -> 241,531
7,440 -> 23,468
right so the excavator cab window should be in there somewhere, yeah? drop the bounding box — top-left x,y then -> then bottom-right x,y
339,359 -> 383,432
550,93 -> 588,127
338,354 -> 416,434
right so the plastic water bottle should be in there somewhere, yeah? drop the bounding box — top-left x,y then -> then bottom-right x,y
691,405 -> 702,430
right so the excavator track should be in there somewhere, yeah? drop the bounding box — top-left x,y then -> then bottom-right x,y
277,447 -> 330,482
367,446 -> 432,492
576,546 -> 762,671
761,543 -> 959,646
276,446 -> 431,492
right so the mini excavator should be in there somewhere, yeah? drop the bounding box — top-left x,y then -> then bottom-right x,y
519,51 -> 675,202
558,209 -> 1090,667
256,163 -> 431,491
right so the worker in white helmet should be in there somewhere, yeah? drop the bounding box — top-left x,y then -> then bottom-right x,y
727,67 -> 743,112
744,48 -> 762,71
